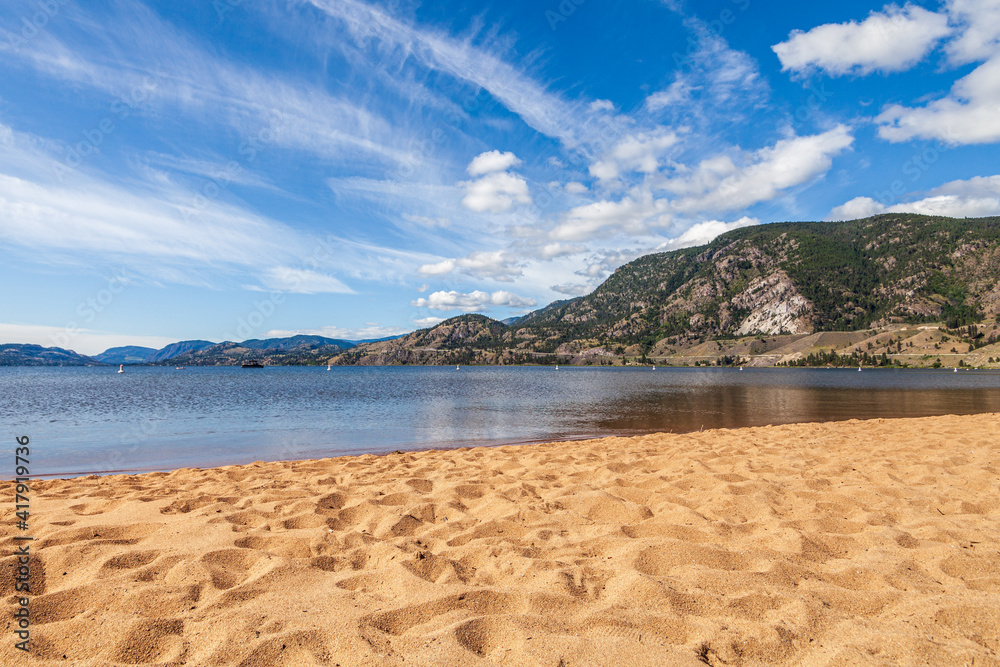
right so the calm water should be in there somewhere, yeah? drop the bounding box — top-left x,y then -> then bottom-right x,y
3,366 -> 1000,477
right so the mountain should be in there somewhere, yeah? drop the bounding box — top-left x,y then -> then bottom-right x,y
159,336 -> 356,366
0,344 -> 103,366
147,340 -> 217,363
237,335 -> 355,351
332,214 -> 1000,368
354,335 -> 407,344
331,315 -> 508,366
93,340 -> 216,364
93,346 -> 158,364
146,340 -> 215,364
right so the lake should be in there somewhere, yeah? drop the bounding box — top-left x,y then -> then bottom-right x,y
3,366 -> 1000,477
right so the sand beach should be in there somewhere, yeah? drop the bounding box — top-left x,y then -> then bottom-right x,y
4,414 -> 999,665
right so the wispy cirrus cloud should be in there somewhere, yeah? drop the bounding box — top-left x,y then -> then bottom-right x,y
1,1 -> 414,168
303,0 -> 623,151
0,119 -> 434,292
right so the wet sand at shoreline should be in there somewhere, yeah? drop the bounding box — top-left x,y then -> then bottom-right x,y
4,413 -> 999,665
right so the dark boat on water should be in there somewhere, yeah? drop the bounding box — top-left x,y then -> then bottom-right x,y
241,362 -> 264,368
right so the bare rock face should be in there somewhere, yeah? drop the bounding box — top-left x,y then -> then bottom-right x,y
733,271 -> 814,336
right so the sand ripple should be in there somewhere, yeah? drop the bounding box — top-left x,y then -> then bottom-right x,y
3,414 -> 1000,665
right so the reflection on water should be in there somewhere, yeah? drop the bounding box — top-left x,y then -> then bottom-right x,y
2,366 -> 998,477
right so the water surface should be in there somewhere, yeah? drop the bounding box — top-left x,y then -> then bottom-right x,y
2,366 -> 999,477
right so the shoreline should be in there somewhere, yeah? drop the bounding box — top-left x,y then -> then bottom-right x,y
6,414 -> 999,665
15,404 -> 1000,481
6,363 -> 1000,369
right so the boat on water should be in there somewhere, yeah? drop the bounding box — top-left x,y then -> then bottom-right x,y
241,362 -> 264,368
117,364 -> 124,374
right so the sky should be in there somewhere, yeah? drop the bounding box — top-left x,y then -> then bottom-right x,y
1,0 -> 999,355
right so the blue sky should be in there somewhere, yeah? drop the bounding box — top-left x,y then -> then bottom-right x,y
2,0 -> 999,355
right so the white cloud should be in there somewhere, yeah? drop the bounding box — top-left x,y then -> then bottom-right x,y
577,248 -> 647,281
771,0 -> 1000,146
827,196 -> 888,220
589,99 -> 615,112
892,194 -> 1000,216
0,322 -> 177,357
545,127 -> 851,244
411,290 -> 537,312
264,325 -> 410,341
658,217 -> 760,251
417,259 -> 456,277
589,130 -> 680,183
550,283 -> 593,296
467,150 -> 521,176
538,242 -> 587,259
944,0 -> 1000,65
876,55 -> 1000,144
645,81 -> 692,112
259,267 -> 355,294
413,317 -> 445,328
827,175 -> 1000,219
550,192 -> 668,242
418,250 -> 523,282
668,126 -> 855,213
564,181 -> 588,194
462,171 -> 532,213
772,4 -> 952,76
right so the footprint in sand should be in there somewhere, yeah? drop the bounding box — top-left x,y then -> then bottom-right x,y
201,548 -> 269,590
98,549 -> 161,576
110,618 -> 186,664
234,535 -> 313,559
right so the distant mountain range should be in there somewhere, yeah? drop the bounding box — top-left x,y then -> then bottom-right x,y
2,336 -> 367,367
156,335 -> 356,366
0,344 -> 105,366
94,340 -> 216,364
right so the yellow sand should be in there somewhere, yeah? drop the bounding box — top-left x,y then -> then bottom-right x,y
4,414 -> 1000,666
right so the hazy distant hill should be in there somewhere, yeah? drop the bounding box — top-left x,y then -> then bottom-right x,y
160,336 -> 356,366
147,340 -> 216,363
0,344 -> 103,366
331,315 -> 507,366
93,345 -> 158,364
237,335 -> 355,352
332,214 -> 1000,368
93,340 -> 216,364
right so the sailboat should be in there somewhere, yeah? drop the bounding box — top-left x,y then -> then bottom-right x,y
326,363 -> 331,371
117,365 -> 124,374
